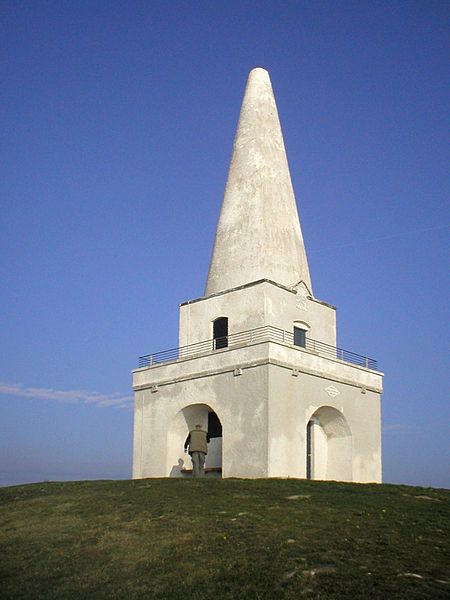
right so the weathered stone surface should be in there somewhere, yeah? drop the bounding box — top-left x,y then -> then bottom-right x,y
205,68 -> 311,296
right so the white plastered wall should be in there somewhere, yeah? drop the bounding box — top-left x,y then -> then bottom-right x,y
133,338 -> 382,482
133,329 -> 382,482
267,362 -> 381,482
179,280 -> 336,348
133,363 -> 269,479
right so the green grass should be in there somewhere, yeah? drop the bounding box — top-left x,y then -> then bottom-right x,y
0,478 -> 449,599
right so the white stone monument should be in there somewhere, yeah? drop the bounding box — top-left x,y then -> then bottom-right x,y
132,68 -> 383,482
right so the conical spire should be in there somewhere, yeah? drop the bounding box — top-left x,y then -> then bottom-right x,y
205,67 -> 312,296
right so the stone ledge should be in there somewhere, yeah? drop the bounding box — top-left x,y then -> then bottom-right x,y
133,355 -> 382,394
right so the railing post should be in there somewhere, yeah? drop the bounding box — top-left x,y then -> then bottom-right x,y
150,355 -> 153,366
365,357 -> 369,369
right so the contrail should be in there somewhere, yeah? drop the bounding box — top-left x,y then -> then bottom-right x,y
310,223 -> 449,254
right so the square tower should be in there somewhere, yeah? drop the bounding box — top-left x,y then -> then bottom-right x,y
132,68 -> 383,482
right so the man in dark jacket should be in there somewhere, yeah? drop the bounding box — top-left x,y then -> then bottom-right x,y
184,424 -> 210,477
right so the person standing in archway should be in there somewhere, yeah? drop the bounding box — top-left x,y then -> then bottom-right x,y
184,424 -> 210,477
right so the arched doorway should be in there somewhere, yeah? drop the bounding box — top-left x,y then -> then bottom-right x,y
166,403 -> 223,477
306,406 -> 352,481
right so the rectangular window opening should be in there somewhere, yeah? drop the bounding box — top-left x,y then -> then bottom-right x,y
213,317 -> 228,349
294,327 -> 306,348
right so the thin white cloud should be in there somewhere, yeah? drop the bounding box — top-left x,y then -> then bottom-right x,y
383,423 -> 413,434
0,381 -> 133,409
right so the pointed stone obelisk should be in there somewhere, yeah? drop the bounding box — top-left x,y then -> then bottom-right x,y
133,67 -> 383,484
205,67 -> 312,296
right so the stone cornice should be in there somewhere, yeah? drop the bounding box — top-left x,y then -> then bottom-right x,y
133,355 -> 382,394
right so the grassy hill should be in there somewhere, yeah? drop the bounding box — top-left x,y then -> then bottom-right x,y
0,478 -> 449,599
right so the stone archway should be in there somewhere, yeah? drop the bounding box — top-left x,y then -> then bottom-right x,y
306,406 -> 352,482
166,403 -> 222,477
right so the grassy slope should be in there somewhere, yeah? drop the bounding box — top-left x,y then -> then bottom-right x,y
0,478 -> 449,599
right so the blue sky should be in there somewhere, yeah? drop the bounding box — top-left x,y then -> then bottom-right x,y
1,1 -> 449,488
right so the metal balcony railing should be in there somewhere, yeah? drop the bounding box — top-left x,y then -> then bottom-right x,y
137,325 -> 378,371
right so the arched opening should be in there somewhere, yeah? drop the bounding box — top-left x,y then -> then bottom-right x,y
213,317 -> 228,349
166,403 -> 223,477
306,406 -> 352,481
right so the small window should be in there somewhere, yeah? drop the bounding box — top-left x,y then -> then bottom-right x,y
213,317 -> 228,349
294,326 -> 306,348
208,412 -> 222,438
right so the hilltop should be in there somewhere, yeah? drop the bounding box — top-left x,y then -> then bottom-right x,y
1,478 -> 449,599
